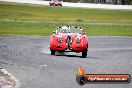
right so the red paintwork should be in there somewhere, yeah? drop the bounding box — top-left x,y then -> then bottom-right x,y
70,34 -> 88,52
49,27 -> 88,52
49,1 -> 62,6
50,33 -> 68,51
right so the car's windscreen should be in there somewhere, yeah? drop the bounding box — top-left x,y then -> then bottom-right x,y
52,0 -> 58,2
56,26 -> 82,34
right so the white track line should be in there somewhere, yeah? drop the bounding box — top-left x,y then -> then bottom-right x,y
0,68 -> 21,88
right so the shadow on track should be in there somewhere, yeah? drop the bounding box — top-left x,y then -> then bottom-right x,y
55,52 -> 98,59
41,49 -> 99,59
56,54 -> 82,58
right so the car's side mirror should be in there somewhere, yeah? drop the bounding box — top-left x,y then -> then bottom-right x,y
82,32 -> 86,35
53,31 -> 56,34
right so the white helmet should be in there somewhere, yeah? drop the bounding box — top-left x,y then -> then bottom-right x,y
62,26 -> 68,30
61,26 -> 68,33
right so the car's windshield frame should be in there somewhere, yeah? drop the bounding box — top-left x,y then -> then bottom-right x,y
56,26 -> 82,34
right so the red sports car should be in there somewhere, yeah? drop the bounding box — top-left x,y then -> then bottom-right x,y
49,0 -> 62,6
49,26 -> 88,58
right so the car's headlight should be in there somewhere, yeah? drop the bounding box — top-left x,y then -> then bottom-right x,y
75,37 -> 81,43
58,36 -> 62,42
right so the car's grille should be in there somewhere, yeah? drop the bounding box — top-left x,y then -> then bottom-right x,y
76,47 -> 81,48
56,46 -> 62,48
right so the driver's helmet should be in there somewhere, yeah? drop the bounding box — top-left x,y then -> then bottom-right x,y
61,26 -> 68,33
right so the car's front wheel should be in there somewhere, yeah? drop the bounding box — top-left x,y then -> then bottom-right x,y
82,50 -> 87,58
51,50 -> 55,55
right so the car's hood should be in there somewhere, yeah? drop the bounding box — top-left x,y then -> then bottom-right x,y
55,33 -> 82,38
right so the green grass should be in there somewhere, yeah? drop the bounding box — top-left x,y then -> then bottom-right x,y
0,1 -> 132,36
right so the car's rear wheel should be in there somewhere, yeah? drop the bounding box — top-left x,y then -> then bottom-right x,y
51,50 -> 55,55
82,50 -> 87,58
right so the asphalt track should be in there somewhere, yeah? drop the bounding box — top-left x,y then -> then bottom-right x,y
0,36 -> 132,88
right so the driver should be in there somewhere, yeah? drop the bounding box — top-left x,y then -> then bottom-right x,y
61,26 -> 68,33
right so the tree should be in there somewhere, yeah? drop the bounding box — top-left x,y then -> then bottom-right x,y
122,0 -> 125,5
115,0 -> 117,4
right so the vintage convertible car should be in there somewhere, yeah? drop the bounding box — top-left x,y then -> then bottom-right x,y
49,26 -> 88,58
49,0 -> 62,6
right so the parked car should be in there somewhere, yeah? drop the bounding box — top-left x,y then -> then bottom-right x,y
49,0 -> 62,6
49,26 -> 88,58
